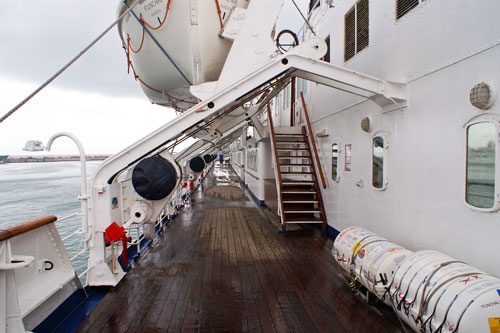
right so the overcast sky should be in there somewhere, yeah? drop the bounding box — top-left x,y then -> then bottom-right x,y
0,0 -> 308,155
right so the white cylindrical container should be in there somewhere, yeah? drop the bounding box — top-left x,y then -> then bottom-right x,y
390,250 -> 500,332
332,227 -> 413,305
130,201 -> 153,223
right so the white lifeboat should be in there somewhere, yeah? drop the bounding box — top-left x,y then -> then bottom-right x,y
117,0 -> 244,111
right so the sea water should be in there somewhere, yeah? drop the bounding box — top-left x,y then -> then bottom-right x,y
0,161 -> 102,280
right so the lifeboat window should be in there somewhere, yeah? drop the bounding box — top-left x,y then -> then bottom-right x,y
396,0 -> 419,19
345,0 -> 369,62
332,142 -> 339,182
466,122 -> 496,209
372,136 -> 384,189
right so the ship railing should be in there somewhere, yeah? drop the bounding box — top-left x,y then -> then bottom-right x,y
55,211 -> 90,283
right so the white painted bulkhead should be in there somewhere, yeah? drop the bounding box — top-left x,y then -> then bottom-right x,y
291,0 -> 500,277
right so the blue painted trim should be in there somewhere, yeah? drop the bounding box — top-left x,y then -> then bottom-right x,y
244,184 -> 266,206
34,286 -> 109,333
36,189 -> 196,331
118,216 -> 171,270
312,223 -> 340,240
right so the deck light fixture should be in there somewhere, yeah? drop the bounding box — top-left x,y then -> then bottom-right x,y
23,132 -> 89,235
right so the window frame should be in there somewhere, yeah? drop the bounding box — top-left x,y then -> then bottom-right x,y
464,118 -> 500,212
371,132 -> 388,191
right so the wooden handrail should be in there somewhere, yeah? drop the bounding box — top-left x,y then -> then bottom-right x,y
300,92 -> 326,189
266,103 -> 286,230
0,216 -> 57,241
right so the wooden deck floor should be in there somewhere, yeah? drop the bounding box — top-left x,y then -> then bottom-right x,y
77,164 -> 402,332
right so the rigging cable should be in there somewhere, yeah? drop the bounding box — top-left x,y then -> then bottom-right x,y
0,0 -> 141,124
290,0 -> 317,37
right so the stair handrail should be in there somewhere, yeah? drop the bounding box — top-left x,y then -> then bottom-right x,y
300,92 -> 326,189
266,103 -> 286,229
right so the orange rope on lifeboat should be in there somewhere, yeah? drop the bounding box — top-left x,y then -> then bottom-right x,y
214,0 -> 224,29
140,0 -> 172,30
121,0 -> 197,107
128,59 -> 197,105
127,32 -> 145,54
127,0 -> 171,55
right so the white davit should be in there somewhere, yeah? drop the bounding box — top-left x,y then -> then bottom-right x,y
332,226 -> 413,306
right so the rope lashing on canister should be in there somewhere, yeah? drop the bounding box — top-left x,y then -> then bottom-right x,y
0,0 -> 141,124
122,0 -> 192,86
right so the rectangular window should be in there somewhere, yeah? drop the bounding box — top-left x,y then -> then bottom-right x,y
344,0 -> 369,62
372,136 -> 384,189
247,148 -> 258,172
466,122 -> 496,209
396,0 -> 419,19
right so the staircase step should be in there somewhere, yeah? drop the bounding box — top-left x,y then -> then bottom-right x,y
279,163 -> 311,167
282,189 -> 316,194
275,133 -> 305,137
283,200 -> 319,204
285,210 -> 322,214
276,140 -> 306,145
282,179 -> 315,184
278,156 -> 311,160
277,148 -> 309,151
281,171 -> 313,175
286,219 -> 324,224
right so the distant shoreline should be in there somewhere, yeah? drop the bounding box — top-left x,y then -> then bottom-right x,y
0,155 -> 110,164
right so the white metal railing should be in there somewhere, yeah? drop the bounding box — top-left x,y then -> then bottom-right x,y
55,211 -> 89,282
56,167 -> 207,285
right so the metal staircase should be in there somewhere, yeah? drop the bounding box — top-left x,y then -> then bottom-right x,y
267,106 -> 327,232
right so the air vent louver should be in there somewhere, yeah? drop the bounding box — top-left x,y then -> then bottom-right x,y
356,0 -> 369,52
396,0 -> 419,19
344,8 -> 356,61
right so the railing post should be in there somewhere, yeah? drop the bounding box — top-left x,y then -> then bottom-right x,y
266,103 -> 286,231
300,92 -> 326,189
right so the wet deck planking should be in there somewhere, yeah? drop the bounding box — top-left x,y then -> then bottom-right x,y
77,165 -> 402,332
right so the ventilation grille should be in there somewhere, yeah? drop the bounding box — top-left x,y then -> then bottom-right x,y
396,0 -> 419,19
356,0 -> 369,52
344,8 -> 356,61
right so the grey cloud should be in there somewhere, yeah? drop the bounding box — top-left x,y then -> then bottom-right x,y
0,0 -> 144,97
